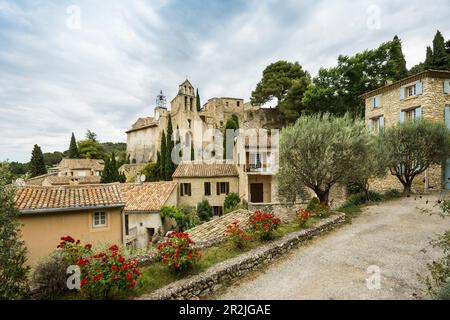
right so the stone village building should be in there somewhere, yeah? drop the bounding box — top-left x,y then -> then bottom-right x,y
362,69 -> 450,192
125,80 -> 284,210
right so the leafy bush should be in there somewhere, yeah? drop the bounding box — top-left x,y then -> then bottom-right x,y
197,200 -> 213,221
225,220 -> 250,249
160,205 -> 193,231
32,252 -> 70,300
224,192 -> 241,213
249,210 -> 281,241
421,230 -> 450,298
437,199 -> 450,215
157,232 -> 201,273
178,205 -> 200,230
306,197 -> 331,218
383,189 -> 402,199
346,181 -> 364,195
294,208 -> 316,227
438,281 -> 450,300
140,162 -> 160,182
57,236 -> 141,299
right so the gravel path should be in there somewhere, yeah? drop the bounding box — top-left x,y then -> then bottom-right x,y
214,194 -> 450,300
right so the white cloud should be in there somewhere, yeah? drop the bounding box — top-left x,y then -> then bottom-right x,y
0,0 -> 449,162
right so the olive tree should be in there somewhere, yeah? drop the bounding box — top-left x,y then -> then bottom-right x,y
377,120 -> 450,195
278,113 -> 369,205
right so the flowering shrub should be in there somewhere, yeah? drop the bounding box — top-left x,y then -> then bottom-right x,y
306,197 -> 331,218
294,208 -> 316,227
57,236 -> 141,299
157,232 -> 201,273
248,210 -> 281,241
225,220 -> 250,249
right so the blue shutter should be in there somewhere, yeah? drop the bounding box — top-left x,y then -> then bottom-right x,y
415,107 -> 422,120
368,119 -> 372,131
400,111 -> 405,123
379,116 -> 385,131
445,105 -> 450,129
400,87 -> 404,100
376,95 -> 381,108
416,81 -> 423,95
444,80 -> 450,94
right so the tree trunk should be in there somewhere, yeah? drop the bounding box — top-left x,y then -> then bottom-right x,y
314,189 -> 330,206
403,183 -> 412,196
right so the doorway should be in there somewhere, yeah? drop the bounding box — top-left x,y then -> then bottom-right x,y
250,183 -> 264,203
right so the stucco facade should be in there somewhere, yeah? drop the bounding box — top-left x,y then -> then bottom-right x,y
19,207 -> 124,266
362,69 -> 450,192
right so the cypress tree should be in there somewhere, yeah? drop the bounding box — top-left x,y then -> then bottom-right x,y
165,116 -> 175,181
223,115 -> 239,160
100,157 -> 111,183
389,36 -> 408,80
160,131 -> 167,180
67,132 -> 80,158
432,30 -> 448,69
191,143 -> 195,161
155,151 -> 162,181
424,46 -> 433,69
29,144 -> 47,177
196,88 -> 201,111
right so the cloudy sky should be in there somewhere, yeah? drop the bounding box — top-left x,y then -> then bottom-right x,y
0,0 -> 449,162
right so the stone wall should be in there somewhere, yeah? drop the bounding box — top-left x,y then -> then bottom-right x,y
136,212 -> 345,300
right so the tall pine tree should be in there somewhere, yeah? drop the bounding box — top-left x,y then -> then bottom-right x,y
29,144 -> 47,177
160,131 -> 167,181
67,132 -> 80,158
432,30 -> 449,69
388,36 -> 408,80
165,115 -> 175,181
196,88 -> 201,111
424,46 -> 434,69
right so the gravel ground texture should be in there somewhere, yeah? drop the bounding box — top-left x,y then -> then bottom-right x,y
214,194 -> 450,300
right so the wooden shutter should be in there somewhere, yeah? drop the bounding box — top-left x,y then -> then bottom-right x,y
225,182 -> 230,195
416,81 -> 423,95
379,116 -> 385,131
400,86 -> 405,100
180,184 -> 184,196
188,184 -> 191,196
444,80 -> 450,94
445,105 -> 450,129
399,111 -> 405,123
415,107 -> 422,120
216,182 -> 220,195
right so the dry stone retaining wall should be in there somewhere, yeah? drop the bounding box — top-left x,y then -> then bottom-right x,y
136,212 -> 345,300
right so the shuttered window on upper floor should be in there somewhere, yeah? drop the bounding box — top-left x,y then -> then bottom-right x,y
400,81 -> 423,100
371,95 -> 381,108
444,80 -> 450,94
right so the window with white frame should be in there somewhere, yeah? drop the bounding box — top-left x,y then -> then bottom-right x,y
406,84 -> 416,98
371,95 -> 381,108
93,212 -> 107,227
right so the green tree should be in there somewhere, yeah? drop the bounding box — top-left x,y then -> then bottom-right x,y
196,88 -> 201,111
43,151 -> 64,167
278,113 -> 369,205
67,133 -> 80,159
432,30 -> 449,70
86,130 -> 98,142
424,46 -> 434,69
223,115 -> 239,159
0,162 -> 30,299
251,61 -> 311,123
197,199 -> 213,221
224,192 -> 241,213
165,116 -> 176,181
101,152 -> 124,183
141,162 -> 160,182
29,144 -> 47,177
160,131 -> 167,181
377,120 -> 450,195
78,140 -> 105,159
303,38 -> 409,117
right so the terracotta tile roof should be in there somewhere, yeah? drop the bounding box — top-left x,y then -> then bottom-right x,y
126,117 -> 158,133
25,172 -> 58,185
56,158 -> 104,171
119,182 -> 177,212
172,161 -> 239,178
14,183 -> 124,213
44,176 -> 102,185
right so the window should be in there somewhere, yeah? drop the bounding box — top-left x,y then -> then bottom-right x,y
93,212 -> 107,227
216,182 -> 230,195
187,119 -> 191,128
406,85 -> 416,98
249,152 -> 262,170
369,116 -> 384,133
204,182 -> 211,196
180,183 -> 191,196
371,95 -> 381,108
190,98 -> 193,111
184,96 -> 188,110
225,101 -> 229,107
237,101 -> 240,107
213,206 -> 224,216
400,107 -> 422,123
125,214 -> 129,236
